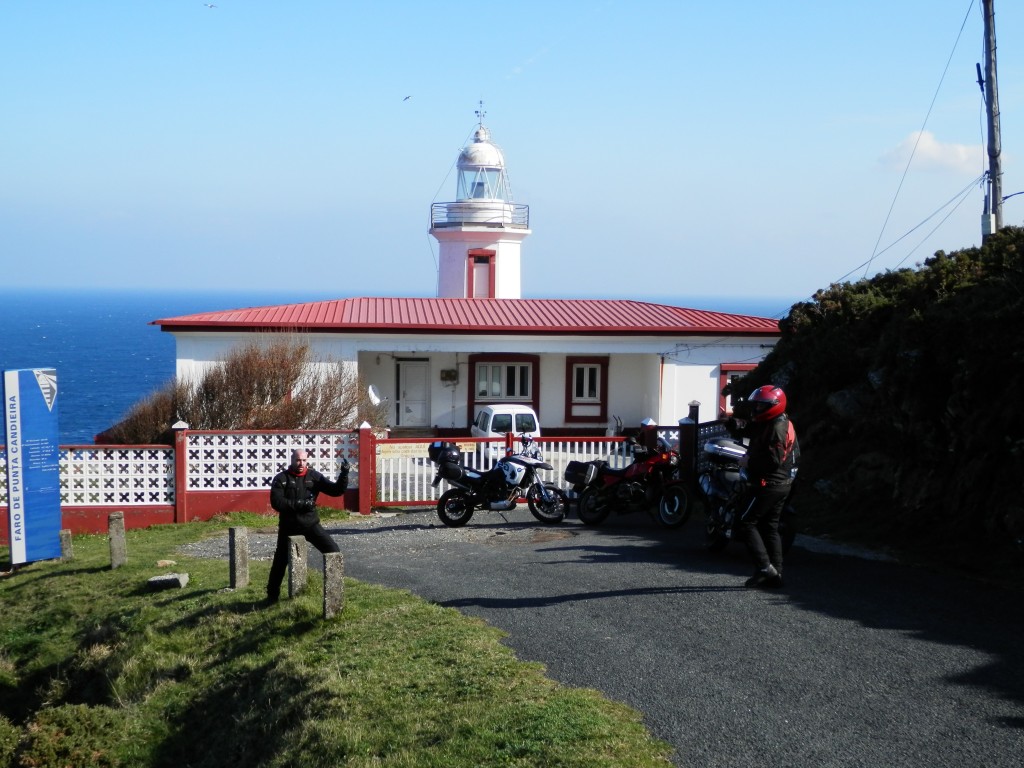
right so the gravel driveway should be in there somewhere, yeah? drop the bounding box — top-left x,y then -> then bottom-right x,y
183,508 -> 1024,767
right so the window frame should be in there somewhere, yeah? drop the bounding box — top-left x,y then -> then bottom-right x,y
466,353 -> 540,422
719,363 -> 758,417
563,356 -> 609,424
466,249 -> 495,299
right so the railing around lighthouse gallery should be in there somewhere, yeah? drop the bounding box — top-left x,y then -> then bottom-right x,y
430,201 -> 529,228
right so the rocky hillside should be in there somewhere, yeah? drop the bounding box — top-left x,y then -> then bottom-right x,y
732,226 -> 1024,584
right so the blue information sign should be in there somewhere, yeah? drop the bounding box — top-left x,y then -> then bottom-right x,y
4,368 -> 62,564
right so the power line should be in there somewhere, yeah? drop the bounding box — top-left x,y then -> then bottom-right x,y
863,0 -> 977,279
892,177 -> 982,269
867,173 -> 985,267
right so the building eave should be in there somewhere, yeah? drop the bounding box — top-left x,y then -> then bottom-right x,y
151,297 -> 781,337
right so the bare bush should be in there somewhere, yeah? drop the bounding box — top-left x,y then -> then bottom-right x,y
99,338 -> 389,444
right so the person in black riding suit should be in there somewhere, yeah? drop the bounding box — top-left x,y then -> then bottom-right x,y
265,449 -> 349,603
737,385 -> 799,589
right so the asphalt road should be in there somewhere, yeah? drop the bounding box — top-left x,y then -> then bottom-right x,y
239,507 -> 1024,767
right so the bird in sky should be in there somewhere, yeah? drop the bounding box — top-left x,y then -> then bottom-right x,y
204,3 -> 217,8
403,95 -> 412,101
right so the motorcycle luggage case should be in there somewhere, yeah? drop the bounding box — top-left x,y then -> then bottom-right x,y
564,460 -> 597,486
703,437 -> 747,464
438,461 -> 464,482
428,441 -> 460,464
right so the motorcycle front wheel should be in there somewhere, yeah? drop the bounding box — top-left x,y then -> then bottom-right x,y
577,488 -> 611,526
657,485 -> 692,529
526,482 -> 567,524
437,489 -> 474,528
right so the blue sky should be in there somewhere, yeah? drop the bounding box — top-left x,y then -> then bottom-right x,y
2,0 -> 1021,307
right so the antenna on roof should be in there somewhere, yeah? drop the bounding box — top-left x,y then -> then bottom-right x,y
475,99 -> 486,127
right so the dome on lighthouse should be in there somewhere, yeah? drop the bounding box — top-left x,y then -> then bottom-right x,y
455,122 -> 513,202
458,126 -> 505,170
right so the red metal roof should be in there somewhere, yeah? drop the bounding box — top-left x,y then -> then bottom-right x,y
152,297 -> 780,336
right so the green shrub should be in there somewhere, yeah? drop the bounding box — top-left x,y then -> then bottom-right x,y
17,704 -> 134,768
742,226 -> 1024,580
0,714 -> 19,767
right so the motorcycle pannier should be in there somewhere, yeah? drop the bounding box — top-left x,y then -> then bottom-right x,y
703,437 -> 747,464
428,441 -> 460,464
564,460 -> 597,486
438,461 -> 464,482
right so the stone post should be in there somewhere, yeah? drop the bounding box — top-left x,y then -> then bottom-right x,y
678,400 -> 701,483
172,423 -> 190,524
357,422 -> 375,514
323,552 -> 344,618
229,526 -> 249,589
59,530 -> 73,562
288,535 -> 308,597
108,512 -> 127,569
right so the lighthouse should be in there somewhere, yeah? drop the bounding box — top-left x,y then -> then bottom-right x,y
430,106 -> 531,299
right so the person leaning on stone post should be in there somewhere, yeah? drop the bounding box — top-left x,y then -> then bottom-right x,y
265,449 -> 349,604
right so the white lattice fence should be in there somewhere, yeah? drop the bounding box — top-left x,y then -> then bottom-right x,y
0,431 -> 360,510
1,446 -> 174,507
61,446 -> 175,506
185,431 -> 358,491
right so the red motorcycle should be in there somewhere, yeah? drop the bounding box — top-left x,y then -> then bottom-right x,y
565,437 -> 691,528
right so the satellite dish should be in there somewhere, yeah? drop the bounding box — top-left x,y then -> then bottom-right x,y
368,384 -> 383,406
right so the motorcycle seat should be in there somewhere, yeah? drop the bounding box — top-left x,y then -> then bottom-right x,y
601,465 -> 631,478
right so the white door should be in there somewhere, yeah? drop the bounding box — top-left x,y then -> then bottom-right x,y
397,361 -> 429,427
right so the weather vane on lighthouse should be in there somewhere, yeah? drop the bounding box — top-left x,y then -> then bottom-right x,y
475,100 -> 486,127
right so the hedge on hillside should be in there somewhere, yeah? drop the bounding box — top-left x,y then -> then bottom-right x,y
733,226 -> 1024,574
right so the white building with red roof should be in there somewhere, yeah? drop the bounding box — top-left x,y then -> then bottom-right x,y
153,115 -> 779,435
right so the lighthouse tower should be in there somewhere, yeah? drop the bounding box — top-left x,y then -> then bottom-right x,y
430,108 -> 531,299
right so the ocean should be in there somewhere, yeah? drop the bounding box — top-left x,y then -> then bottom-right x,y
0,289 -> 795,445
0,289 -> 343,444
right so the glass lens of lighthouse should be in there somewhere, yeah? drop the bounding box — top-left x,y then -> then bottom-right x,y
457,168 -> 508,201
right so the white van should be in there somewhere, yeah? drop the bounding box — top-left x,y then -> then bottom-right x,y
471,404 -> 541,459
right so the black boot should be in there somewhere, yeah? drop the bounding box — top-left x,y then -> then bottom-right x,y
745,564 -> 780,588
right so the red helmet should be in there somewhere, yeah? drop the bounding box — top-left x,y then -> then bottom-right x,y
748,385 -> 787,422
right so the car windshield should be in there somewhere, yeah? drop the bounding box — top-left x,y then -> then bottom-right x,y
491,414 -> 512,432
514,414 -> 537,432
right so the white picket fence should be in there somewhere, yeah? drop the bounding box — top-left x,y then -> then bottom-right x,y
373,430 -> 682,506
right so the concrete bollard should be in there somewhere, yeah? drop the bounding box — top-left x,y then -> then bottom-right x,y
288,535 -> 308,597
229,527 -> 249,589
59,530 -> 73,562
108,512 -> 127,569
323,552 -> 344,619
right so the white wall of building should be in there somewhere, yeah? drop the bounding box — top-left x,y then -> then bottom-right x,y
169,330 -> 775,432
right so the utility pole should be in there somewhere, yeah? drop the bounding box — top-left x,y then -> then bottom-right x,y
982,0 -> 1003,236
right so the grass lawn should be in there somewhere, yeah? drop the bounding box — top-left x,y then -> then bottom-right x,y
0,513 -> 672,767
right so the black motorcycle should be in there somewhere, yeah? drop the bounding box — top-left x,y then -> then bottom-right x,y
698,436 -> 796,552
428,437 -> 566,528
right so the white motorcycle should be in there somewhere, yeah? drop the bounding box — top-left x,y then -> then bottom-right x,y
428,435 -> 567,528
